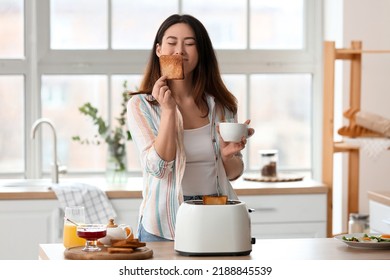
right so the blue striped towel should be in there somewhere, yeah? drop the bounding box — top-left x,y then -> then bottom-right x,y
52,182 -> 117,224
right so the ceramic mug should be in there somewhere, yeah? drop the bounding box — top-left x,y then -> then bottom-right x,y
219,122 -> 248,142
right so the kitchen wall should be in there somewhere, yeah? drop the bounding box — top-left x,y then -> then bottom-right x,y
325,0 -> 390,233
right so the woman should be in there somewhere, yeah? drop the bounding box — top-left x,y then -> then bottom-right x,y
127,14 -> 254,241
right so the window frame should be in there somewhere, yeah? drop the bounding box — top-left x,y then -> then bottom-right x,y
2,0 -> 323,179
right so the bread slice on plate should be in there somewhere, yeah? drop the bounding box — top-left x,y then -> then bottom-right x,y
159,54 -> 184,80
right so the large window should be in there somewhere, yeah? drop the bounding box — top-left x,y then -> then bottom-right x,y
0,0 -> 322,179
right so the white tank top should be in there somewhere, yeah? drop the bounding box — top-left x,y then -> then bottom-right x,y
182,123 -> 217,196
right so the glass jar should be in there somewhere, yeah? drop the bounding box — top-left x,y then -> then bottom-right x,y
348,213 -> 369,234
259,149 -> 278,177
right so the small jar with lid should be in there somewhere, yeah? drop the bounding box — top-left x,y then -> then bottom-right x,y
259,149 -> 278,177
348,213 -> 369,234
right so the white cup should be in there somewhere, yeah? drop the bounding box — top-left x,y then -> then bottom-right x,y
219,122 -> 248,142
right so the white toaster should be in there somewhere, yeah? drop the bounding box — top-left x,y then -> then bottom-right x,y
174,200 -> 254,256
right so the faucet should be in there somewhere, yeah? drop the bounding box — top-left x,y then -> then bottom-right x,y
31,118 -> 65,183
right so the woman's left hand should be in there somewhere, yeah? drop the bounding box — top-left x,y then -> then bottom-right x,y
217,119 -> 255,160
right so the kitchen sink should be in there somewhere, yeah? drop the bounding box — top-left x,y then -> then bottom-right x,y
0,179 -> 54,188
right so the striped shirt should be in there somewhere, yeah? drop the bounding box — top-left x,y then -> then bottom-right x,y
127,93 -> 241,240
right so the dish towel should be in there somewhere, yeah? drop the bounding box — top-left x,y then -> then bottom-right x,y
344,137 -> 390,160
51,182 -> 117,224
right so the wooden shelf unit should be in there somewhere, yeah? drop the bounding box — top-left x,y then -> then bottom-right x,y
322,41 -> 390,237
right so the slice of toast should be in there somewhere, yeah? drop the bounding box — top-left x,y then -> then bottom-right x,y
159,54 -> 184,80
107,247 -> 134,254
202,195 -> 228,205
111,238 -> 146,248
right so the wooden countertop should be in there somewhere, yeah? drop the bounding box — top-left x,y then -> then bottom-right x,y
39,238 -> 390,260
0,176 -> 328,200
368,190 -> 390,207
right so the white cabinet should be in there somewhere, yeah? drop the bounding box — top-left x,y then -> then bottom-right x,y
239,194 -> 327,239
369,200 -> 390,233
0,200 -> 62,260
0,198 -> 142,260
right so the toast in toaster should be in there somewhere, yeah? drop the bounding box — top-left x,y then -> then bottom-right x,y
202,195 -> 228,205
159,54 -> 184,80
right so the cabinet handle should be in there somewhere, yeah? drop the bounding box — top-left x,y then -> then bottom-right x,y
252,207 -> 277,212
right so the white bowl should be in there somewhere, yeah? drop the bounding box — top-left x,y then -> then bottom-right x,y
219,122 -> 248,142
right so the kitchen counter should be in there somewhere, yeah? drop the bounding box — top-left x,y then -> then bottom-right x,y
368,190 -> 390,207
39,238 -> 390,260
0,176 -> 327,200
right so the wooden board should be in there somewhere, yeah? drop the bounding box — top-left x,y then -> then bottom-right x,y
64,246 -> 153,260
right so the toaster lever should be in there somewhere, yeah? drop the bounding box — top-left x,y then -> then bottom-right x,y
248,208 -> 255,213
251,238 -> 256,244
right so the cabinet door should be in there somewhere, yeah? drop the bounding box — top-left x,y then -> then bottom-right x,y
0,200 -> 61,260
239,194 -> 327,238
239,194 -> 327,223
252,223 -> 327,239
369,200 -> 390,233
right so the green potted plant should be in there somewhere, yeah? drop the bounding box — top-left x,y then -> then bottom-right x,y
72,81 -> 132,182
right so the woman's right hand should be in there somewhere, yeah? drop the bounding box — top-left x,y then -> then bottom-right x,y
151,76 -> 177,161
152,76 -> 176,111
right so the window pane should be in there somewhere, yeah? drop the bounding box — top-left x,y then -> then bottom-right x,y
0,0 -> 24,58
249,74 -> 311,170
222,75 -> 247,123
221,74 -> 249,164
41,75 -> 107,173
0,76 -> 24,172
112,0 -> 177,49
250,0 -> 304,49
183,0 -> 246,49
111,75 -> 142,171
50,0 -> 108,49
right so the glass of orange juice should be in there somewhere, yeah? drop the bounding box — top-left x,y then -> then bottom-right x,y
63,206 -> 86,249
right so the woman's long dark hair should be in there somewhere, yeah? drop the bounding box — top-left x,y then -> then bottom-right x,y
132,14 -> 237,115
